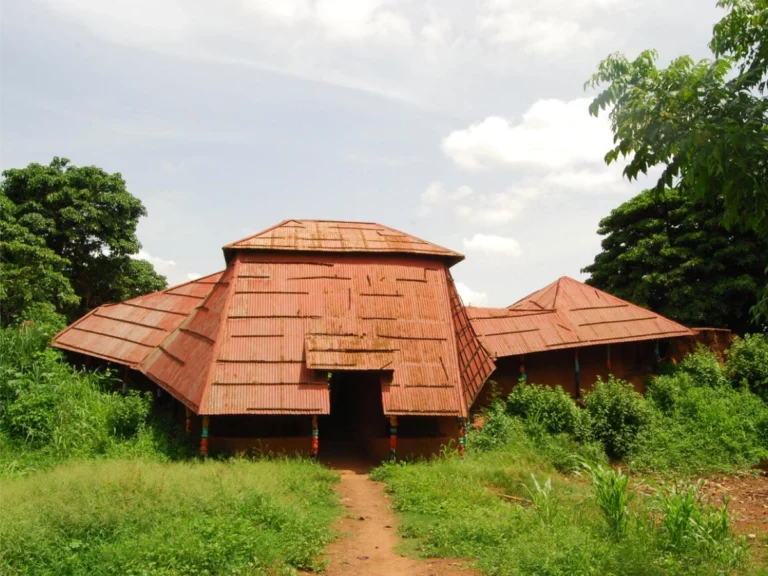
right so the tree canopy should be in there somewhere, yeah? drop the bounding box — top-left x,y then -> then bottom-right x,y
583,188 -> 768,334
586,0 -> 768,319
0,158 -> 167,324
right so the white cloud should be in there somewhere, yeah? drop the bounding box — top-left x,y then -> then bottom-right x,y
243,0 -> 311,24
442,98 -> 613,171
186,272 -> 203,280
455,186 -> 535,225
132,250 -> 177,274
418,181 -> 444,216
455,281 -> 489,307
451,185 -> 474,200
463,233 -> 523,257
314,0 -> 412,42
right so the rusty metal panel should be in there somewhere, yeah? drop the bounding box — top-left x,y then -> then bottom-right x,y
224,220 -> 464,264
469,276 -> 695,359
52,273 -> 223,367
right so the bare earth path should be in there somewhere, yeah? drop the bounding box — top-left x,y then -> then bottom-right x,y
307,463 -> 479,576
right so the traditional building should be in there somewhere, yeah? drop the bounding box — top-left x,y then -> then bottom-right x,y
466,276 -> 697,403
52,220 -> 495,459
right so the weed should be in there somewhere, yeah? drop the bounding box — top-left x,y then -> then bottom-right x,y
580,461 -> 632,541
522,474 -> 556,524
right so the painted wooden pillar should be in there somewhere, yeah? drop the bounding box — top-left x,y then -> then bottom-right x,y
654,340 -> 661,371
519,354 -> 527,382
311,416 -> 319,459
121,366 -> 127,393
457,417 -> 467,459
200,415 -> 210,458
185,407 -> 192,435
606,344 -> 612,372
389,416 -> 398,462
574,350 -> 581,399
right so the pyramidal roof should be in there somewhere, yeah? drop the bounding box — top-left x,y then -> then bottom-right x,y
467,276 -> 696,358
224,220 -> 464,265
53,221 -> 494,417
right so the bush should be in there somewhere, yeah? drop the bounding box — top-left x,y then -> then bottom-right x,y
634,371 -> 768,474
677,347 -> 730,388
507,380 -> 590,438
727,334 -> 768,400
583,376 -> 650,461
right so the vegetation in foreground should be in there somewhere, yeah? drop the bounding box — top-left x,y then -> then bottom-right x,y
1,458 -> 339,576
372,341 -> 768,576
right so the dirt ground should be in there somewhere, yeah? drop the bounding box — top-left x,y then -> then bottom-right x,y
699,473 -> 768,539
304,460 -> 478,576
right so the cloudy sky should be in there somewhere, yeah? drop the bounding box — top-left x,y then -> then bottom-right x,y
1,0 -> 722,306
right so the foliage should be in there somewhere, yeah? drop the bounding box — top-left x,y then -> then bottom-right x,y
678,346 -> 732,388
582,188 -> 768,333
0,194 -> 78,324
0,157 -> 167,323
372,445 -> 753,575
651,481 -> 745,566
580,461 -> 632,541
0,458 -> 339,576
586,0 -> 768,321
635,369 -> 768,474
583,376 -> 650,460
727,333 -> 768,400
507,380 -> 591,438
0,320 -> 191,475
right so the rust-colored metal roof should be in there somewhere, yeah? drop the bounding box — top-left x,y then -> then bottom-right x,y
52,272 -> 223,367
52,221 -> 498,416
467,276 -> 697,358
224,220 -> 464,265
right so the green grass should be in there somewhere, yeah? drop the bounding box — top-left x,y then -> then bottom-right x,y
372,447 -> 756,576
1,457 -> 339,576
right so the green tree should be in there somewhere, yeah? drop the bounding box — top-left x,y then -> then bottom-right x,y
0,158 -> 167,322
0,195 -> 78,325
586,0 -> 768,318
583,189 -> 768,333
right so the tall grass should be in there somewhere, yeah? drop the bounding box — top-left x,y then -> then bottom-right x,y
1,458 -> 339,575
580,461 -> 632,541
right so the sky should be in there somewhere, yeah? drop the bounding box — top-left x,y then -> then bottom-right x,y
1,0 -> 723,307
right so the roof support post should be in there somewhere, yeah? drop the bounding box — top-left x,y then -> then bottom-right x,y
519,355 -> 527,382
574,350 -> 581,399
311,416 -> 319,459
122,366 -> 129,393
185,407 -> 192,435
606,344 -> 612,373
200,415 -> 210,458
654,340 -> 661,372
457,417 -> 466,459
389,416 -> 398,462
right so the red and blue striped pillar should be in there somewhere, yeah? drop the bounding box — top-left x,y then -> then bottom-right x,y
389,416 -> 398,462
200,415 -> 210,458
519,354 -> 527,382
311,416 -> 319,459
457,417 -> 467,458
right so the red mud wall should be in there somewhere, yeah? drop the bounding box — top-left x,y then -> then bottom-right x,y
474,341 -> 658,407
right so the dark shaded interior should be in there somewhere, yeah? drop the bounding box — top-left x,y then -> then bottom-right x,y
320,371 -> 388,454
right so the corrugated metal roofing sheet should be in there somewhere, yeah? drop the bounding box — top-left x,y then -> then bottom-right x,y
52,221 -> 502,416
52,272 -> 223,367
467,276 -> 697,358
224,220 -> 464,265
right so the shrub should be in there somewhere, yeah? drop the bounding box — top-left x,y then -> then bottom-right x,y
507,380 -> 588,437
727,334 -> 768,400
635,371 -> 768,473
583,376 -> 650,460
677,347 -> 730,388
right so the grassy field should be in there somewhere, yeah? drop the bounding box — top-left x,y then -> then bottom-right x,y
1,458 -> 339,576
372,441 -> 765,576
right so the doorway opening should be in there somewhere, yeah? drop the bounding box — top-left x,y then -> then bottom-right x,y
319,371 -> 387,459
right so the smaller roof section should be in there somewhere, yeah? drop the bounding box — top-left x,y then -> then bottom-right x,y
468,276 -> 696,358
223,220 -> 464,265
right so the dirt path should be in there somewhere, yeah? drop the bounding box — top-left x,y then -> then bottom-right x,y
310,465 -> 478,576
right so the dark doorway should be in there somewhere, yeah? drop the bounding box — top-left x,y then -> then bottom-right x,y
319,371 -> 387,457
